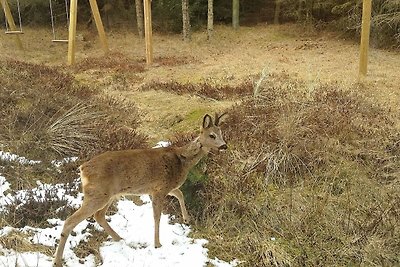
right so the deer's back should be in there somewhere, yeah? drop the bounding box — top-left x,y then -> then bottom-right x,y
79,147 -> 186,195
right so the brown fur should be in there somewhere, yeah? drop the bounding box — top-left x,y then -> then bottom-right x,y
53,113 -> 227,267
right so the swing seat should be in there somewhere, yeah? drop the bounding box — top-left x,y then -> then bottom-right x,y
5,30 -> 24,34
52,39 -> 69,43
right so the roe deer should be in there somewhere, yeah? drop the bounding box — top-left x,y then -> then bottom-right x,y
54,113 -> 227,267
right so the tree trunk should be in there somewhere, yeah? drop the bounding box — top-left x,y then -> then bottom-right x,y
232,0 -> 239,30
182,0 -> 191,41
274,0 -> 281,24
207,0 -> 213,40
135,0 -> 144,38
305,0 -> 314,25
298,0 -> 303,21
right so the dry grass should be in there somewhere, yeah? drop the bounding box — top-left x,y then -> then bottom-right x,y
0,59 -> 147,246
1,24 -> 400,266
193,73 -> 400,266
141,80 -> 253,101
0,59 -> 147,162
1,180 -> 79,229
0,230 -> 53,256
74,52 -> 145,73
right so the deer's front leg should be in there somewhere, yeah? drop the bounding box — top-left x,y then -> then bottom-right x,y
152,193 -> 164,248
168,188 -> 190,224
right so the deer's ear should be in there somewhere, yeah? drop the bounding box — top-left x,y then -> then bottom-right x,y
202,114 -> 213,129
215,112 -> 228,126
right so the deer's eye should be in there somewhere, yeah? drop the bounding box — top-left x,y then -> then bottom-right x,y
209,134 -> 216,139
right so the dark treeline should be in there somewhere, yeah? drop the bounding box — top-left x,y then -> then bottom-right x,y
1,0 -> 399,47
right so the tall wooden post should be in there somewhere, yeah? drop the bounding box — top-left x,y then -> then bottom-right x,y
143,0 -> 153,64
0,0 -> 23,50
67,0 -> 78,65
359,0 -> 372,78
88,0 -> 109,53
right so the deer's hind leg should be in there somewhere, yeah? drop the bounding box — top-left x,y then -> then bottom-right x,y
54,197 -> 109,267
94,198 -> 122,241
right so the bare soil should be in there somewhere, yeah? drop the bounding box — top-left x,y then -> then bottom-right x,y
1,24 -> 399,141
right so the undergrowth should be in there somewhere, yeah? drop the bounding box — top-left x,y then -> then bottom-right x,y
195,74 -> 400,266
141,80 -> 253,101
1,59 -> 399,266
0,59 -> 147,164
74,52 -> 146,73
0,59 -> 148,263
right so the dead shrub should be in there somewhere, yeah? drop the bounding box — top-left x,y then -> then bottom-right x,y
0,60 -> 147,162
74,52 -> 145,73
155,56 -> 197,66
141,80 -> 253,100
197,74 -> 400,266
0,59 -> 148,232
1,180 -> 80,229
0,230 -> 52,256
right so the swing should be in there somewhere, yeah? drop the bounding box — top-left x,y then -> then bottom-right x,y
2,0 -> 24,34
49,0 -> 69,42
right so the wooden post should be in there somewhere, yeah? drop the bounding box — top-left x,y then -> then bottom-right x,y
67,0 -> 78,65
143,0 -> 153,64
359,0 -> 372,78
0,0 -> 23,50
88,0 -> 109,53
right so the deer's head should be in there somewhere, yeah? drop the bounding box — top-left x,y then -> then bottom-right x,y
198,113 -> 228,152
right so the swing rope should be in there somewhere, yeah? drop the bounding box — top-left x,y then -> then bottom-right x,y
16,0 -> 21,31
2,0 -> 23,33
49,0 -> 69,41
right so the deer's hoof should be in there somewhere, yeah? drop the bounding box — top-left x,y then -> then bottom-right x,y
113,236 -> 122,242
155,243 -> 162,248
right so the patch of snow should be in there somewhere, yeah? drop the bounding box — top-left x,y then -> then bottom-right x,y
0,179 -> 83,213
0,171 -> 238,267
0,151 -> 41,165
0,175 -> 10,196
51,157 -> 79,168
0,248 -> 56,267
153,141 -> 171,148
210,258 -> 241,267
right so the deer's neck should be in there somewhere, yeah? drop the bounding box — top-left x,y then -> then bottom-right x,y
177,137 -> 207,169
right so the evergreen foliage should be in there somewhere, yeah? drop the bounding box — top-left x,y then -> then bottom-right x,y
0,0 -> 398,46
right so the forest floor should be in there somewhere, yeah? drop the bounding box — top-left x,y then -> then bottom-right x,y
1,24 -> 399,141
1,24 -> 400,266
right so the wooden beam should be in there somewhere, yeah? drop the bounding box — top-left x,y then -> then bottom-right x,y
5,31 -> 24,34
359,0 -> 372,79
143,0 -> 153,64
0,0 -> 23,50
67,0 -> 78,65
88,0 -> 109,54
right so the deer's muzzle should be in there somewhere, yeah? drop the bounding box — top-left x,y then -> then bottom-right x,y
218,144 -> 228,150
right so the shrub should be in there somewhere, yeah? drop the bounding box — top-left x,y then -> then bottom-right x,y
197,73 -> 400,266
0,60 -> 147,162
141,80 -> 253,101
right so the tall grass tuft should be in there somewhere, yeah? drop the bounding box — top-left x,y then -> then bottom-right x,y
196,73 -> 400,266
